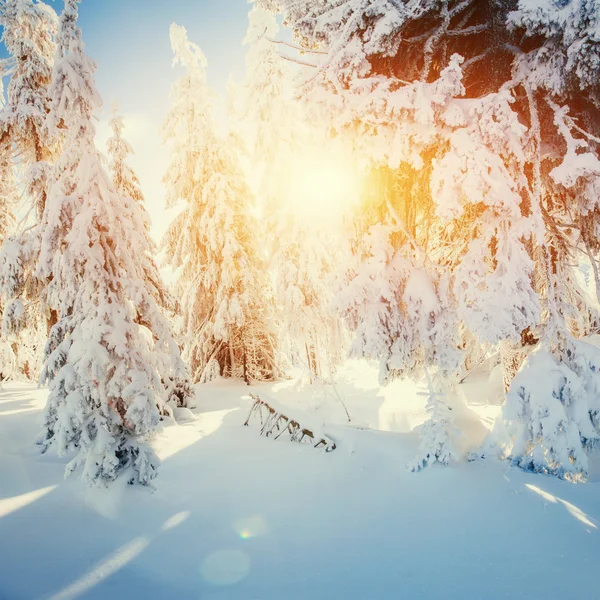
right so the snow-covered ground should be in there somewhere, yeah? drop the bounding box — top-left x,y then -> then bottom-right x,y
1,364 -> 599,600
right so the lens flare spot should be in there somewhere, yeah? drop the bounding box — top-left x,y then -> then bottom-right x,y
232,514 -> 268,540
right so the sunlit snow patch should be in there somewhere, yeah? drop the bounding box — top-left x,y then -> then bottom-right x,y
48,537 -> 150,600
0,485 -> 57,519
162,510 -> 191,531
526,484 -> 598,529
155,408 -> 236,461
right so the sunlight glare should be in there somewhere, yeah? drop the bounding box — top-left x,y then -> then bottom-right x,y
286,148 -> 361,227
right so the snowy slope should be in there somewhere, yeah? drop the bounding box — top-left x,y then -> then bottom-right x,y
0,374 -> 599,600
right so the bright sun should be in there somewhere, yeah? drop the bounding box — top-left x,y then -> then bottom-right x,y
286,149 -> 362,228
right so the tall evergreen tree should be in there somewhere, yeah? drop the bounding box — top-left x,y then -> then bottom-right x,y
271,209 -> 346,380
107,103 -> 194,408
242,4 -> 294,173
163,24 -> 278,383
0,86 -> 18,380
242,4 -> 343,379
37,0 -> 179,486
0,0 -> 57,379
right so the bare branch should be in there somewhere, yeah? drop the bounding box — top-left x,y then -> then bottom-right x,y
267,36 -> 327,55
447,23 -> 489,36
279,53 -> 317,68
449,0 -> 477,18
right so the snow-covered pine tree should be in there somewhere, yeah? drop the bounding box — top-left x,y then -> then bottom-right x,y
242,4 -> 295,173
163,24 -> 278,384
0,69 -> 17,260
226,77 -> 284,382
496,1 -> 600,478
242,5 -> 294,373
36,0 -> 175,486
498,340 -> 600,482
242,4 -> 344,380
0,99 -> 40,383
241,3 -> 295,265
107,103 -> 194,408
271,211 -> 346,380
0,95 -> 18,381
263,0 -> 600,476
337,221 -> 463,468
0,0 -> 57,377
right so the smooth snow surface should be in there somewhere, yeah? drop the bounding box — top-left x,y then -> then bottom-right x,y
1,369 -> 599,600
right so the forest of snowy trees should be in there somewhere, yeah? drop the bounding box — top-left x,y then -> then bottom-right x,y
0,0 -> 600,488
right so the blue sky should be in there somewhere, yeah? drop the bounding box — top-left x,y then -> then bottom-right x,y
71,0 -> 251,119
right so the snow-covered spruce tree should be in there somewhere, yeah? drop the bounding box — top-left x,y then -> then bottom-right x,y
0,70 -> 17,262
499,340 -> 600,481
335,55 -> 538,468
496,1 -> 600,478
0,92 -> 41,383
161,24 -> 214,381
163,24 -> 278,384
36,0 -> 173,486
242,4 -> 344,379
226,78 -> 285,381
271,211 -> 345,380
242,5 -> 294,372
107,103 -> 194,408
242,3 -> 296,173
263,0 -> 600,476
0,0 -> 57,376
337,221 -> 463,469
0,114 -> 18,381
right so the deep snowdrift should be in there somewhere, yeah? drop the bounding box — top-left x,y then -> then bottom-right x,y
1,368 -> 599,600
